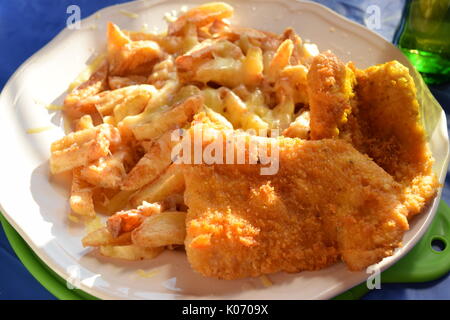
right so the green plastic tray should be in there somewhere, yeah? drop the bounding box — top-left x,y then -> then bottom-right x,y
1,201 -> 450,300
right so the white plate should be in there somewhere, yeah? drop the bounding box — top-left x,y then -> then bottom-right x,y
0,0 -> 448,300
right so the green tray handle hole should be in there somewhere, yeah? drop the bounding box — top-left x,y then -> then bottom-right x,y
431,236 -> 447,253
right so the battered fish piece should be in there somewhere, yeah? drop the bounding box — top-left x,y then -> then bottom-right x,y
355,61 -> 438,217
307,53 -> 438,218
307,51 -> 356,140
183,137 -> 409,280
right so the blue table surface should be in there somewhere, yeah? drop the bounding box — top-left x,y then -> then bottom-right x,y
0,0 -> 449,300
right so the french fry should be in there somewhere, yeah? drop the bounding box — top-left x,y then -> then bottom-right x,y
242,46 -> 263,86
106,202 -> 162,237
107,211 -> 144,238
147,56 -> 178,87
175,39 -> 245,87
50,124 -> 109,156
282,110 -> 310,139
168,2 -> 234,35
201,87 -> 224,114
67,54 -> 107,93
301,42 -> 319,65
121,132 -> 176,191
272,94 -> 295,131
210,24 -> 280,51
220,88 -> 268,131
102,115 -> 116,126
79,149 -> 129,189
75,115 -> 94,131
94,84 -> 156,117
50,124 -> 120,174
131,164 -> 185,207
70,168 -> 96,218
103,189 -> 136,215
204,106 -> 233,129
64,61 -> 108,117
267,39 -> 293,81
126,30 -> 183,54
194,56 -> 243,88
233,26 -> 275,42
125,30 -> 163,42
107,22 -> 161,76
175,39 -> 242,72
108,75 -> 147,90
111,86 -> 155,121
280,28 -> 303,65
175,39 -> 215,72
91,187 -> 118,213
85,215 -> 103,233
171,85 -> 202,107
208,19 -> 231,38
131,211 -> 187,247
121,80 -> 179,130
129,95 -> 203,141
277,64 -> 309,104
99,244 -> 164,260
82,227 -> 132,247
180,23 -> 200,54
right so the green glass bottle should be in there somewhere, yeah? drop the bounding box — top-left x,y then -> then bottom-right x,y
397,0 -> 450,84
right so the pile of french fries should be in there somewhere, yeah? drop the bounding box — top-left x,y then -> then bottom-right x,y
49,2 -> 319,261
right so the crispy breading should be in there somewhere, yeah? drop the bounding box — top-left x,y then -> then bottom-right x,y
183,137 -> 409,279
355,61 -> 438,217
307,51 -> 356,140
308,53 -> 438,218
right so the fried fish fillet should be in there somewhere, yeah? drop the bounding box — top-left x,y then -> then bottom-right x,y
355,61 -> 438,217
307,53 -> 438,218
307,51 -> 356,140
183,136 -> 409,280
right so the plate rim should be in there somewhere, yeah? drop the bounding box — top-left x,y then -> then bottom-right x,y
0,0 -> 448,300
